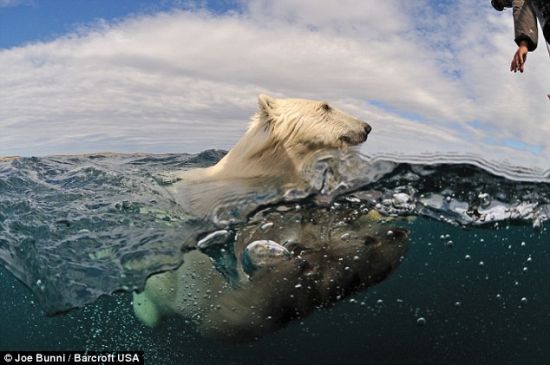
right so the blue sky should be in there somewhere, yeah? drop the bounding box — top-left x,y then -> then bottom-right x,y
0,0 -> 548,167
0,0 -> 241,49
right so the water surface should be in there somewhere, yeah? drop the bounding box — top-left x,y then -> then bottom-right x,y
0,150 -> 549,364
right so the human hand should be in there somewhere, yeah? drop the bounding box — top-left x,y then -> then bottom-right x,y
510,43 -> 529,73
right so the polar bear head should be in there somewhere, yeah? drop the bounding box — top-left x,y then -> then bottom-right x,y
254,94 -> 371,149
207,94 -> 372,180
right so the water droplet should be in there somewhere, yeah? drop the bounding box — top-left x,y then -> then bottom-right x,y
520,297 -> 528,306
416,317 -> 427,326
465,254 -> 471,261
479,261 -> 485,266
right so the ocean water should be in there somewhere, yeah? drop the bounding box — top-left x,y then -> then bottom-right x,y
0,151 -> 549,364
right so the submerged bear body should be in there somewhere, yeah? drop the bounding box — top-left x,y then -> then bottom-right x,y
133,205 -> 409,342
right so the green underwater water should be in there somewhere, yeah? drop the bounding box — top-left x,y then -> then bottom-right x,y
1,216 -> 549,365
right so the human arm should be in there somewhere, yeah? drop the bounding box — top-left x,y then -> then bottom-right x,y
513,0 -> 538,51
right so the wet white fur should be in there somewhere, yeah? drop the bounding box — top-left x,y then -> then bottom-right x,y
180,94 -> 370,182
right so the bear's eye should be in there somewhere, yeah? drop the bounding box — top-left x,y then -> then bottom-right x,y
321,103 -> 331,112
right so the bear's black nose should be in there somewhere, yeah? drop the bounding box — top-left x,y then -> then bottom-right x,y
363,123 -> 372,135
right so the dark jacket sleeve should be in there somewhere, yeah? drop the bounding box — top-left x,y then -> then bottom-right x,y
513,0 -> 538,51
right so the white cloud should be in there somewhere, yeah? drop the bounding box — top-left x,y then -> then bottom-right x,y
0,0 -> 32,7
0,0 -> 548,168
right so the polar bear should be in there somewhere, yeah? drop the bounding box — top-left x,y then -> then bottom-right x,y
166,94 -> 372,218
178,94 -> 371,182
132,95 -> 382,341
133,206 -> 409,342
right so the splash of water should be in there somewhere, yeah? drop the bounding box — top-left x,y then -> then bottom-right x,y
358,154 -> 550,228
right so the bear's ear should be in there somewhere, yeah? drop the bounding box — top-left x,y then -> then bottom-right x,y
258,94 -> 276,116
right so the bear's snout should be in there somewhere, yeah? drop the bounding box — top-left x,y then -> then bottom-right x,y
348,122 -> 372,145
340,121 -> 372,146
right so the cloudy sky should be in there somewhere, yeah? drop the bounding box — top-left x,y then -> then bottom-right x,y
0,0 -> 549,168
